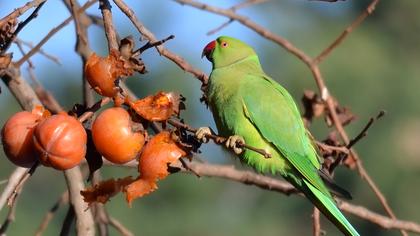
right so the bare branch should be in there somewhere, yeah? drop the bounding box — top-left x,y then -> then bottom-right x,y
16,0 -> 97,66
314,0 -> 381,64
174,0 -> 312,66
0,0 -> 47,54
63,168 -> 95,236
99,0 -> 119,51
15,38 -> 61,65
312,208 -> 321,236
168,119 -> 272,158
35,191 -> 69,236
339,201 -> 420,233
113,0 -> 208,84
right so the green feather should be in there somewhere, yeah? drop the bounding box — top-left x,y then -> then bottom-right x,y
205,36 -> 359,236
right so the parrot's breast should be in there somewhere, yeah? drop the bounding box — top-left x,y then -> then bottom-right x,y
206,69 -> 291,175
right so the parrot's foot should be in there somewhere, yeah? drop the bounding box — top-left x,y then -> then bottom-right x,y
195,127 -> 212,143
226,135 -> 245,155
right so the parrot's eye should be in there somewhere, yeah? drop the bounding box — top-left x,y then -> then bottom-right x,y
221,41 -> 228,48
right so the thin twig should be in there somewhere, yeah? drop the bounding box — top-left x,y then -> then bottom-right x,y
15,0 -> 98,66
168,119 -> 272,158
63,0 -> 96,111
60,205 -> 75,236
15,38 -> 61,65
136,34 -> 175,54
0,192 -> 18,234
0,0 -> 47,54
312,207 -> 321,236
35,191 -> 69,236
315,140 -> 349,154
99,0 -> 119,51
347,110 -> 385,149
313,0 -> 380,64
108,217 -> 134,236
0,0 -> 46,28
207,0 -> 269,35
63,167 -> 95,236
7,162 -> 39,206
77,97 -> 111,123
112,0 -> 208,84
339,201 -> 420,233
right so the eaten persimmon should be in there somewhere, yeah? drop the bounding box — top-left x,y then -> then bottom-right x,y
126,91 -> 181,121
85,50 -> 134,97
125,131 -> 186,203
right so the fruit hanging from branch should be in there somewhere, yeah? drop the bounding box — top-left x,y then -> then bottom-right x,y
91,107 -> 145,164
33,113 -> 87,170
1,106 -> 50,167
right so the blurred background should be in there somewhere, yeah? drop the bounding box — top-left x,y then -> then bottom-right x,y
1,0 -> 420,235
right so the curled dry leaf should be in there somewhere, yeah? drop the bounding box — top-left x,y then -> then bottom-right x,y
125,131 -> 186,204
302,90 -> 325,124
126,91 -> 183,121
84,50 -> 134,97
80,176 -> 135,205
0,53 -> 12,70
0,17 -> 17,48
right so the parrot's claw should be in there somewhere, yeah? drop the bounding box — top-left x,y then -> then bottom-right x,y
226,135 -> 245,155
195,127 -> 212,143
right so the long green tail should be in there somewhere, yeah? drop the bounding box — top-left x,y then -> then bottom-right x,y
303,179 -> 360,236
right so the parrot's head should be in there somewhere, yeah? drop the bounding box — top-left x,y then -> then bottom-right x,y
202,36 -> 256,69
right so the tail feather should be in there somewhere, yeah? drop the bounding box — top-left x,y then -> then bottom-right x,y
303,179 -> 360,236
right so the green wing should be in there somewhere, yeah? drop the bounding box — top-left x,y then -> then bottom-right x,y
240,73 -> 329,194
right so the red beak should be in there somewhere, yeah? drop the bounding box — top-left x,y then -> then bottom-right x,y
202,40 -> 216,61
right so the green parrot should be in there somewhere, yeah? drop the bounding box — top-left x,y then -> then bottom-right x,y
197,36 -> 359,236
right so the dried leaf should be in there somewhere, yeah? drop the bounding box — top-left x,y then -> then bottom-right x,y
0,18 -> 17,48
0,53 -> 12,70
127,92 -> 182,121
343,152 -> 357,169
325,97 -> 356,127
80,176 -> 134,205
301,90 -> 325,124
124,131 -> 186,204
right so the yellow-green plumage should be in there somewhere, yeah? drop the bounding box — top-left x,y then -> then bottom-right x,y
203,36 -> 359,236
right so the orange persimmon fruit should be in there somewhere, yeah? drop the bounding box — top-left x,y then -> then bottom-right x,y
33,113 -> 87,170
92,107 -> 145,164
84,50 -> 134,97
125,131 -> 186,203
2,111 -> 40,167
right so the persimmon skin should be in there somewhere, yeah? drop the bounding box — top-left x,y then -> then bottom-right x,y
92,107 -> 145,164
33,114 -> 87,170
85,50 -> 134,97
1,111 -> 39,167
138,131 -> 186,180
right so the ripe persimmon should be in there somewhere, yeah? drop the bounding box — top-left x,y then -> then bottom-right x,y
92,107 -> 145,164
1,111 -> 40,167
33,114 -> 87,170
